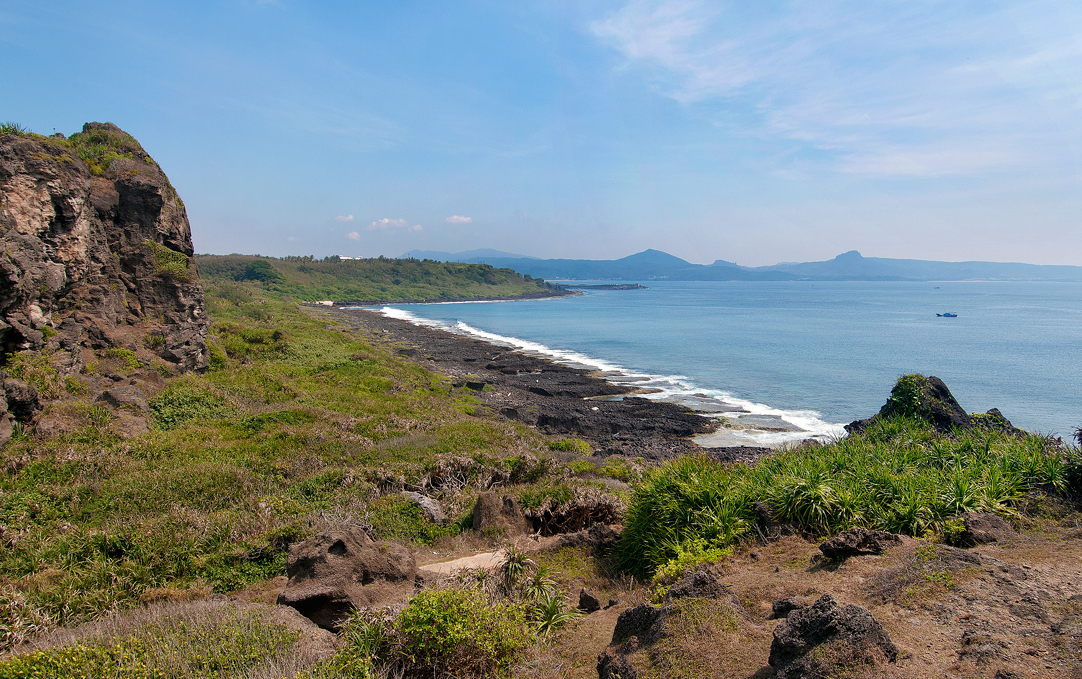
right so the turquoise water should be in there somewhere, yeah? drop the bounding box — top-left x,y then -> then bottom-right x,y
369,281 -> 1082,445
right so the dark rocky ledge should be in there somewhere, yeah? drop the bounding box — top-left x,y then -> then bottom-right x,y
322,307 -> 717,461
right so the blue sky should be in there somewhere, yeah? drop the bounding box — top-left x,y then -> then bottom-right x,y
3,1 -> 1080,265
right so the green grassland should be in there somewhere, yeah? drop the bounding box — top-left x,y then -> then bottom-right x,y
194,254 -> 561,302
3,265 -> 1082,677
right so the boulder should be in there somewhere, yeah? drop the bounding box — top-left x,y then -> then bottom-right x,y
769,593 -> 898,679
472,492 -> 528,537
771,597 -> 806,619
819,527 -> 902,559
401,491 -> 447,524
958,512 -> 1016,547
3,379 -> 41,422
578,588 -> 601,612
97,385 -> 149,413
276,529 -> 417,631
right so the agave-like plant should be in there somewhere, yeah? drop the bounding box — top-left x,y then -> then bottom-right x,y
531,589 -> 580,636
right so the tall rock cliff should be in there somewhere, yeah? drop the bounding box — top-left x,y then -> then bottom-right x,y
0,122 -> 208,435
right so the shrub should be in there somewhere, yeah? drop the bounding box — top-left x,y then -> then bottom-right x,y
3,351 -> 63,400
368,496 -> 459,545
149,382 -> 234,430
104,347 -> 143,371
142,240 -> 193,283
547,437 -> 590,455
393,587 -> 531,678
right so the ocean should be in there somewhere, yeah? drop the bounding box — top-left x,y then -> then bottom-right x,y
362,281 -> 1082,447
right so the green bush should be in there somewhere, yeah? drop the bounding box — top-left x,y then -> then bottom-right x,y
547,437 -> 590,455
142,241 -> 193,283
368,496 -> 460,545
393,587 -> 531,678
149,382 -> 234,430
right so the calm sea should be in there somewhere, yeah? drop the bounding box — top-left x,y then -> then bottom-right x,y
365,281 -> 1082,447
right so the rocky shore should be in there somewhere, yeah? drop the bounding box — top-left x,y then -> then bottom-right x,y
323,306 -> 719,460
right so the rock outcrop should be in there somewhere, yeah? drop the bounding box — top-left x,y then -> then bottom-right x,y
0,124 -> 208,378
846,374 -> 1023,435
819,527 -> 902,559
768,593 -> 898,679
276,529 -> 418,631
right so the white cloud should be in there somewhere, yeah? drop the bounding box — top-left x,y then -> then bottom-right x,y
368,218 -> 423,232
334,214 -> 354,222
590,0 -> 1082,177
287,236 -> 300,241
346,231 -> 361,240
445,215 -> 472,224
368,217 -> 407,230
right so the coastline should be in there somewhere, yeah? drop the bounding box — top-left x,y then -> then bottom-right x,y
302,288 -> 579,308
318,306 -> 772,463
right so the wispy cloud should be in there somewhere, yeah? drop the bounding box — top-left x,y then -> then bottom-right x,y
334,214 -> 354,222
369,218 -> 423,232
445,215 -> 472,224
590,0 -> 1082,177
287,236 -> 300,241
345,231 -> 360,240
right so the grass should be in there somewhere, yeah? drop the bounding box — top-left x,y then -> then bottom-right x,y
0,281 -> 572,646
0,601 -> 305,679
618,412 -> 1080,576
195,254 -> 562,302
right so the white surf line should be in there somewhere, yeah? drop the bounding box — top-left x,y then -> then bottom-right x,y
370,306 -> 847,445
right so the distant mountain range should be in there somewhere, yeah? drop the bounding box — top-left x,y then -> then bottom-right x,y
401,248 -> 538,261
400,248 -> 1082,282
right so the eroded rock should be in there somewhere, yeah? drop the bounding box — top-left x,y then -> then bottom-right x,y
276,529 -> 417,631
819,527 -> 902,559
0,123 -> 209,381
769,593 -> 898,679
957,512 -> 1017,547
472,492 -> 528,537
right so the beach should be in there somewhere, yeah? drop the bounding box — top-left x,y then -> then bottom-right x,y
322,306 -> 785,463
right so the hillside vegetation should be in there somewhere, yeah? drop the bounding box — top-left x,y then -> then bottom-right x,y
2,277 -> 1082,678
195,254 -> 563,302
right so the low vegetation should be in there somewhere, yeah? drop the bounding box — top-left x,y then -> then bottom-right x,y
2,243 -> 1081,677
195,254 -> 562,302
619,416 -> 1080,576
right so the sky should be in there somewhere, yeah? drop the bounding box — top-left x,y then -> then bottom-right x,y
3,1 -> 1081,266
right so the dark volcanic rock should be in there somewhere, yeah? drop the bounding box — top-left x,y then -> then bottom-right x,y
771,597 -> 806,619
598,564 -> 746,679
769,593 -> 898,679
819,527 -> 902,559
321,308 -> 718,461
579,588 -> 602,612
0,123 -> 209,383
472,492 -> 529,537
847,374 -> 969,433
957,512 -> 1017,547
276,529 -> 417,631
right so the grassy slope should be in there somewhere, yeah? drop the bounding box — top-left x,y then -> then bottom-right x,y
0,281 -> 601,640
4,263 -> 1081,677
195,254 -> 559,302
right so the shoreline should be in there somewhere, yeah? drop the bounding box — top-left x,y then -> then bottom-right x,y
319,306 -> 783,463
301,289 -> 579,308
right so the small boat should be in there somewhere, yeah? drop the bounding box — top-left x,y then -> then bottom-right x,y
936,312 -> 958,317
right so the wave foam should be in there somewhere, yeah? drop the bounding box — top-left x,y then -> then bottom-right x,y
372,306 -> 846,447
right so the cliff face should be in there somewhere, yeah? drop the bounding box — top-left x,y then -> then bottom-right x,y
0,122 -> 208,376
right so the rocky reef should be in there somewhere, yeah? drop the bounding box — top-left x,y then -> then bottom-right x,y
0,123 -> 208,439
